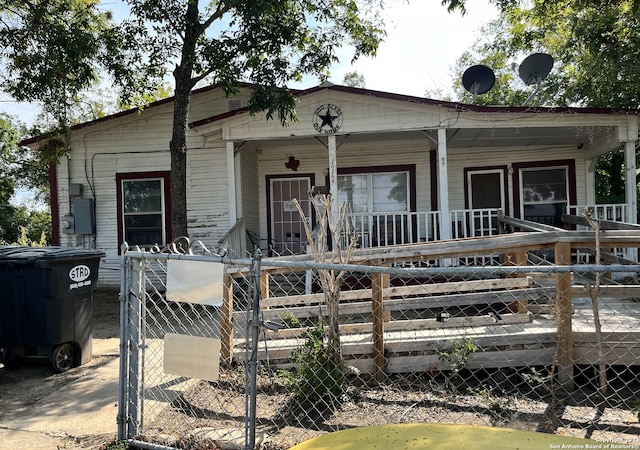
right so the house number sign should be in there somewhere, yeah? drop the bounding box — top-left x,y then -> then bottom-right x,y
312,104 -> 343,134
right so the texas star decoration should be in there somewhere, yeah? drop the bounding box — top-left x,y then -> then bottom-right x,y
313,104 -> 343,134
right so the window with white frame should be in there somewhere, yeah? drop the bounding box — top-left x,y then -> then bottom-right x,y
117,173 -> 169,247
337,171 -> 410,246
337,172 -> 409,214
520,166 -> 568,227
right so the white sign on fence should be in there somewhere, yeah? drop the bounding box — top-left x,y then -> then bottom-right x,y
166,259 -> 223,306
163,333 -> 220,382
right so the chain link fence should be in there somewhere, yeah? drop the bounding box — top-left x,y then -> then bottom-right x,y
118,232 -> 640,450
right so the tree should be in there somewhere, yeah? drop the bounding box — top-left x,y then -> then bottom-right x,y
443,0 -> 640,16
445,0 -> 640,205
110,0 -> 386,239
343,71 -> 366,88
0,113 -> 51,244
0,1 -> 116,130
1,1 -> 387,240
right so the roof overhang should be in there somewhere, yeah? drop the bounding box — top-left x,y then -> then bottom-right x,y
191,85 -> 638,158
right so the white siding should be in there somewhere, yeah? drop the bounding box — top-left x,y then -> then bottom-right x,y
187,143 -> 230,248
55,89 -> 241,287
446,145 -> 588,213
224,90 -> 444,141
240,143 -> 260,238
255,135 -> 432,239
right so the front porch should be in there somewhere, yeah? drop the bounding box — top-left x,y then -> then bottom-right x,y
220,203 -> 630,259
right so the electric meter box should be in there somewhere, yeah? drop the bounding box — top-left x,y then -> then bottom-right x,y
73,198 -> 95,235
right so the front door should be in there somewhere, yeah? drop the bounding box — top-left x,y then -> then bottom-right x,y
467,169 -> 506,235
268,176 -> 313,255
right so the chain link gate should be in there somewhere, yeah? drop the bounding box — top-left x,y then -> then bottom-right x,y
118,235 -> 640,450
118,243 -> 263,450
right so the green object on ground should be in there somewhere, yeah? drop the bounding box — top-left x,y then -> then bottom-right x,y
288,423 -> 610,450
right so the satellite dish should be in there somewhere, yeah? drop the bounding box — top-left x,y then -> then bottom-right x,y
519,53 -> 554,105
518,53 -> 554,86
462,65 -> 496,97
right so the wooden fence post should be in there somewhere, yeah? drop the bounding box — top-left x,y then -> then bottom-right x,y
220,272 -> 234,366
555,241 -> 574,391
507,251 -> 529,313
260,271 -> 270,307
372,268 -> 390,383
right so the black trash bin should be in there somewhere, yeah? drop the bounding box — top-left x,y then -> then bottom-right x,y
0,246 -> 104,372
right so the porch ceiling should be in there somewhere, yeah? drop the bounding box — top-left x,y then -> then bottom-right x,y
341,125 -> 619,151
251,125 -> 621,156
444,126 -> 617,149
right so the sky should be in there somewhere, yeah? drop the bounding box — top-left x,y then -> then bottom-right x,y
329,1 -> 499,97
0,1 -> 498,128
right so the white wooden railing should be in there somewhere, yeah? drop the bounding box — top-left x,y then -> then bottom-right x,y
567,204 -> 627,223
345,208 -> 501,249
567,204 -> 636,263
212,204 -> 631,258
345,211 -> 439,248
346,205 -> 630,250
218,218 -> 246,257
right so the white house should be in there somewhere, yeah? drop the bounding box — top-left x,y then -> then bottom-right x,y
24,84 -> 640,286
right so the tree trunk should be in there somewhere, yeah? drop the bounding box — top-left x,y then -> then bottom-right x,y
169,1 -> 201,240
169,87 -> 190,240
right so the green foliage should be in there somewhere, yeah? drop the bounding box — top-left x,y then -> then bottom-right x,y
0,0 -> 117,128
520,367 -> 551,387
595,149 -> 626,205
0,209 -> 51,246
438,337 -> 477,391
449,0 -> 640,110
0,113 -> 51,245
467,384 -> 516,418
280,311 -> 301,328
279,321 -> 347,410
101,440 -> 129,450
112,0 -> 386,124
343,71 -> 366,88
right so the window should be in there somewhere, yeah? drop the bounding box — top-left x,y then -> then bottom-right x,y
337,172 -> 409,214
520,166 -> 568,227
116,172 -> 171,248
337,169 -> 412,246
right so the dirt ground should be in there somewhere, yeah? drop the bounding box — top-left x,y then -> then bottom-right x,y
0,288 -> 121,449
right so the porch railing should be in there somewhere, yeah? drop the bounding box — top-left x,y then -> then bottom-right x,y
217,218 -> 246,257
345,208 -> 500,249
567,204 -> 635,262
346,205 -> 629,250
567,204 -> 627,224
243,204 -> 629,256
346,211 -> 439,248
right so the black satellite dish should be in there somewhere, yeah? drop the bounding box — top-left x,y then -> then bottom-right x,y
462,65 -> 496,97
518,53 -> 554,105
518,53 -> 554,86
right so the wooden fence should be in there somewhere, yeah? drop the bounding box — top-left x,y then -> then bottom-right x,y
220,224 -> 640,390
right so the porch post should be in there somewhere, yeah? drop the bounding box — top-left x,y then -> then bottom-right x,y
624,140 -> 637,224
328,135 -> 338,228
437,128 -> 452,240
624,139 -> 638,261
585,158 -> 596,207
226,141 -> 237,226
